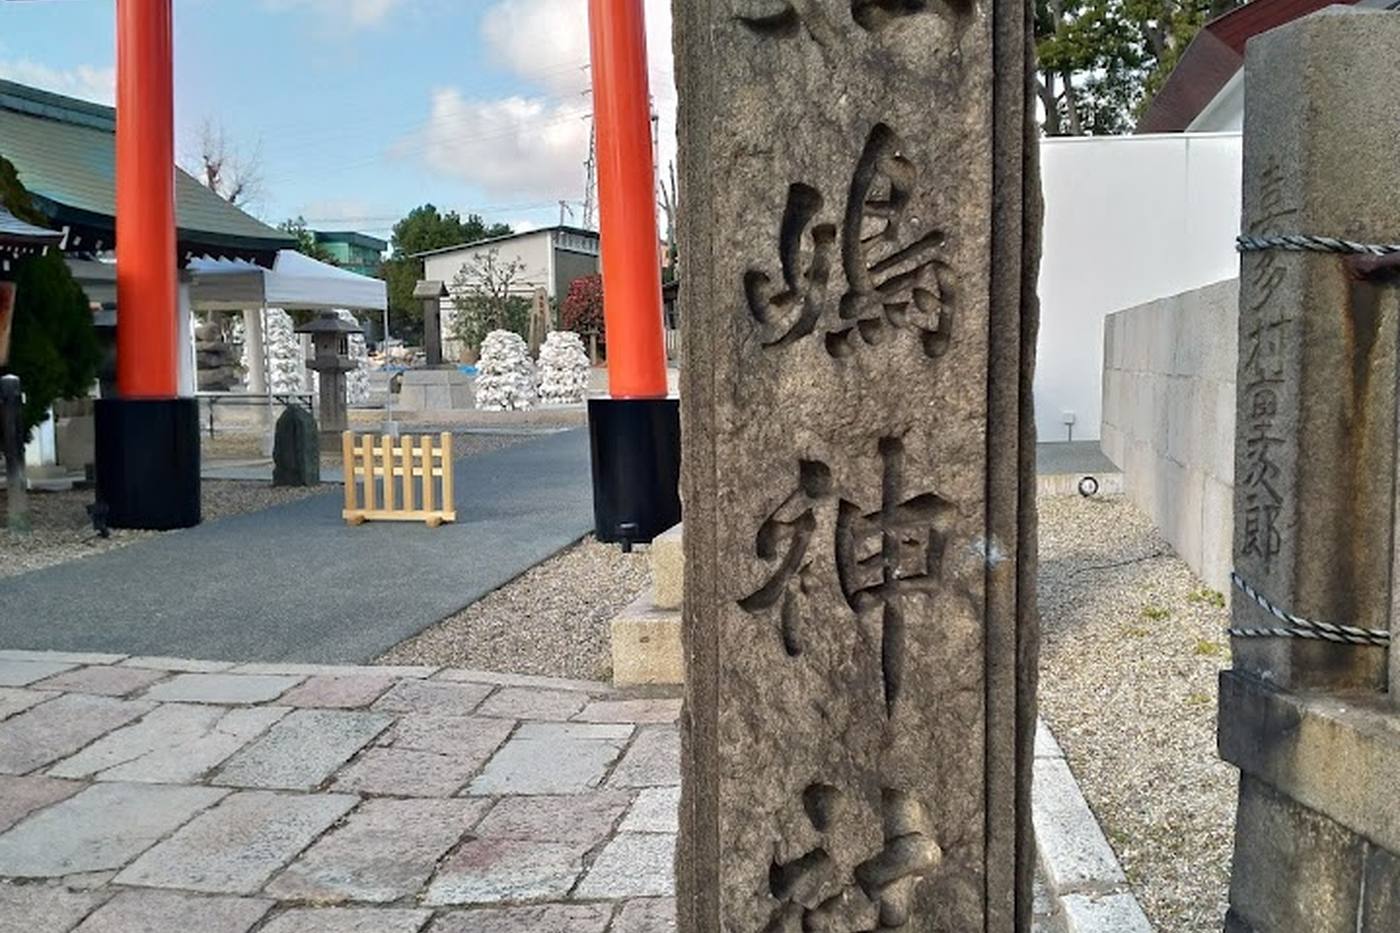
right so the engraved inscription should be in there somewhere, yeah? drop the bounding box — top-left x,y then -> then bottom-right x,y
746,124 -> 952,359
1240,162 -> 1296,569
736,0 -> 960,36
740,438 -> 955,713
764,784 -> 942,931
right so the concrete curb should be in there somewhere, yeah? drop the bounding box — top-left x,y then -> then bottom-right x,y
1034,718 -> 1154,932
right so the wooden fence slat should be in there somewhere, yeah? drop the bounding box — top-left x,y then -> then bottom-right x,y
421,435 -> 436,513
381,435 -> 396,511
401,435 -> 415,512
342,431 -> 356,514
439,432 -> 454,516
361,434 -> 377,512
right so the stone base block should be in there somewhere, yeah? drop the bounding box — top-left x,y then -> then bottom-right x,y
651,523 -> 683,611
610,595 -> 683,687
1219,670 -> 1400,932
396,370 -> 474,412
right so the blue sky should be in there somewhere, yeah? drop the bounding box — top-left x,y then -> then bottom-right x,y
0,0 -> 677,242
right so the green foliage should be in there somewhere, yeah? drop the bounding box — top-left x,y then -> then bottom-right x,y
561,274 -> 605,344
1192,638 -> 1224,657
1187,587 -> 1226,609
0,158 -> 100,440
1035,0 -> 1233,134
1141,603 -> 1171,622
276,216 -> 338,265
386,205 -> 511,342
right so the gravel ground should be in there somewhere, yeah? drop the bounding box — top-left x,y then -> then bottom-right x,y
379,535 -> 650,681
206,428 -> 535,469
0,480 -> 322,580
1038,493 -> 1235,933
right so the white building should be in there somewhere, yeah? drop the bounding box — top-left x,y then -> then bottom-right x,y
416,226 -> 600,305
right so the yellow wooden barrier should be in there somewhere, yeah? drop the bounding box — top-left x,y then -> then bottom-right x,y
342,431 -> 456,527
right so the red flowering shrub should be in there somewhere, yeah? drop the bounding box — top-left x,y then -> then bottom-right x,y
560,274 -> 605,346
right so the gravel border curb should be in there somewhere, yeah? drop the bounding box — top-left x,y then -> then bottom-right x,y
1034,718 -> 1153,933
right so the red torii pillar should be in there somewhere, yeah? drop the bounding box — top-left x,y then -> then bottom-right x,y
585,0 -> 680,549
95,0 -> 201,530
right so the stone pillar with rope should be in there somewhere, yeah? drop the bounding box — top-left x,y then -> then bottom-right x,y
1218,9 -> 1400,932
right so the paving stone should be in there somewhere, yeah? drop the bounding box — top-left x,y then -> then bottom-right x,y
377,713 -> 514,757
620,786 -> 681,833
474,687 -> 585,721
49,704 -> 287,783
0,659 -> 76,687
275,675 -> 396,709
466,724 -> 629,796
141,673 -> 303,704
332,748 -> 484,797
32,666 -> 166,697
0,650 -> 125,665
115,790 -> 357,894
0,687 -> 52,721
259,907 -> 431,933
267,797 -> 486,903
0,694 -> 154,775
230,663 -> 436,678
371,679 -> 492,715
613,898 -> 679,933
214,709 -> 391,790
573,698 -> 681,724
434,668 -> 613,694
1060,892 -> 1154,932
424,838 -> 587,904
0,884 -> 109,933
0,774 -> 83,833
120,656 -> 236,673
1035,717 -> 1065,759
0,782 -> 226,877
428,904 -> 613,933
608,727 -> 681,788
60,872 -> 116,890
516,721 -> 634,740
1033,757 -> 1127,894
73,890 -> 272,933
475,790 -> 631,846
576,832 -> 677,898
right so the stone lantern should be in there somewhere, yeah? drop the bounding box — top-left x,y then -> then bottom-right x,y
294,310 -> 362,445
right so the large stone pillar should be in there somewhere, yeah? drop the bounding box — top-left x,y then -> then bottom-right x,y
674,1 -> 1042,930
1220,10 -> 1400,933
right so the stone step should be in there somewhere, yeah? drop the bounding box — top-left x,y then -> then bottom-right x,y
650,523 -> 683,611
610,593 -> 683,687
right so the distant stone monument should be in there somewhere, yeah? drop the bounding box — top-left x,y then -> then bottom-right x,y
1218,10 -> 1400,933
413,280 -> 448,366
528,286 -> 549,356
674,1 -> 1042,930
271,404 -> 319,487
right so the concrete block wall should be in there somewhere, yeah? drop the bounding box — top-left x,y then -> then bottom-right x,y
1101,278 -> 1238,594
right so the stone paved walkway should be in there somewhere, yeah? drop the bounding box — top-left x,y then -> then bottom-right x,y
0,650 -> 679,933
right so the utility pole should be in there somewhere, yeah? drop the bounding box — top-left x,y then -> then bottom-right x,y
583,118 -> 598,231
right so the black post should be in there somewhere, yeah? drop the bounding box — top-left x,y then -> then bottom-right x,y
1,374 -> 29,534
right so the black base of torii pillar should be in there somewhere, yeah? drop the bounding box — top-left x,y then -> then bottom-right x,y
95,397 -> 200,531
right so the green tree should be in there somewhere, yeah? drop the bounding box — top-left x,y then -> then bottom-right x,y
0,157 -> 100,439
449,249 -> 531,352
1035,0 -> 1237,135
384,205 -> 511,342
276,216 -> 337,264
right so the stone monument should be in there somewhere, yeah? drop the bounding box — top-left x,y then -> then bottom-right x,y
1218,10 -> 1400,932
413,279 -> 448,366
674,1 -> 1042,930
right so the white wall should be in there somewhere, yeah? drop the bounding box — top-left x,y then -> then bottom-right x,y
1036,131 -> 1242,443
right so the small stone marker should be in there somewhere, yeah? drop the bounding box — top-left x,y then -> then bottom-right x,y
674,1 -> 1042,930
272,404 -> 320,487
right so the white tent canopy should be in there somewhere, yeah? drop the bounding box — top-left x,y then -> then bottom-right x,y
187,249 -> 386,312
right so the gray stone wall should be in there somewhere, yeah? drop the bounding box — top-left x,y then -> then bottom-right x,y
1100,278 -> 1237,594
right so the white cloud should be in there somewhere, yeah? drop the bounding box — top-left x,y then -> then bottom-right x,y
262,0 -> 403,28
0,60 -> 115,104
403,0 -> 677,212
399,88 -> 592,200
